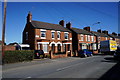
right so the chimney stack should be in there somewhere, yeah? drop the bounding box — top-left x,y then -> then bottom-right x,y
27,11 -> 32,23
102,30 -> 108,34
112,32 -> 117,36
84,26 -> 90,32
66,22 -> 72,29
59,20 -> 64,27
97,29 -> 102,33
118,34 -> 120,36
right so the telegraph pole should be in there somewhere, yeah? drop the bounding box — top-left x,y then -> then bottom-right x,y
2,0 -> 7,63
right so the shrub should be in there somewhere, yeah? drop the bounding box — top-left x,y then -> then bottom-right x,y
3,50 -> 34,64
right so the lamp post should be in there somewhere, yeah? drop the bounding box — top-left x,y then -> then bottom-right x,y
2,0 -> 7,63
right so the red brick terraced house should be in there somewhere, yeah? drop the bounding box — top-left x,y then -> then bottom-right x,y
23,12 -> 72,55
66,25 -> 97,54
91,29 -> 111,53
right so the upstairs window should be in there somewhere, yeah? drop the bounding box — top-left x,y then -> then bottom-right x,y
80,34 -> 84,41
57,32 -> 61,39
88,35 -> 90,42
41,31 -> 46,38
91,36 -> 94,42
52,32 -> 55,39
65,33 -> 68,40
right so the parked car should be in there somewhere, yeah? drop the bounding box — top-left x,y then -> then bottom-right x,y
114,46 -> 120,60
34,50 -> 45,59
78,49 -> 93,58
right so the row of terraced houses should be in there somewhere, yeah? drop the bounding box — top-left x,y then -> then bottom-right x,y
23,12 -> 120,56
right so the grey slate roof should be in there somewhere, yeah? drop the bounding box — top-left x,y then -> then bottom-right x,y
71,28 -> 94,35
91,31 -> 110,37
109,34 -> 120,39
31,20 -> 71,32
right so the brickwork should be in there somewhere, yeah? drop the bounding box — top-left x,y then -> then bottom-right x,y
4,45 -> 16,51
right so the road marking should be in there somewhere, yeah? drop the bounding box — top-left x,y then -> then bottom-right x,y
27,76 -> 31,78
18,77 -> 31,80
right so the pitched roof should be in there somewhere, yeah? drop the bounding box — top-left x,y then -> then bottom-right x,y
108,34 -> 120,39
31,20 -> 71,32
71,28 -> 94,35
91,31 -> 110,37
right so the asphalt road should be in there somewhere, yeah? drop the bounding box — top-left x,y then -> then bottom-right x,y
2,55 -> 119,79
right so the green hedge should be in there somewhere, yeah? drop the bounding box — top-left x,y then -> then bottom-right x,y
3,50 -> 34,64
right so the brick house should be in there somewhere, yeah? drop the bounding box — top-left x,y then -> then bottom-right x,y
91,29 -> 110,52
23,12 -> 72,55
66,25 -> 97,53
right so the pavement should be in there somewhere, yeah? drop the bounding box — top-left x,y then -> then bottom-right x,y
2,55 -> 120,80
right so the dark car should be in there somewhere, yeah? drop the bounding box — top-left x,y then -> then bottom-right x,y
34,50 -> 45,59
78,49 -> 93,58
114,46 -> 120,60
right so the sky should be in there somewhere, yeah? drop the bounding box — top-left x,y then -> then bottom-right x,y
1,2 -> 119,44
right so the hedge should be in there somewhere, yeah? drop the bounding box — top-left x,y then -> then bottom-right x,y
3,50 -> 34,64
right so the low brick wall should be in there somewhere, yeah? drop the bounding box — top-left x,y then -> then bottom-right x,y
4,45 -> 16,51
49,51 -> 72,59
52,54 -> 67,59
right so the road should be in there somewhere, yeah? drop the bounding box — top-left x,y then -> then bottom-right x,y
2,55 -> 119,79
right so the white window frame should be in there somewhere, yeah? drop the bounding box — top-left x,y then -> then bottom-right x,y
91,36 -> 94,42
40,31 -> 46,39
57,31 -> 61,40
40,29 -> 46,39
64,32 -> 69,40
88,35 -> 90,42
51,32 -> 55,39
80,34 -> 84,41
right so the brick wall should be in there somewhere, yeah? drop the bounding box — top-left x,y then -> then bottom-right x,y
4,45 -> 16,51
